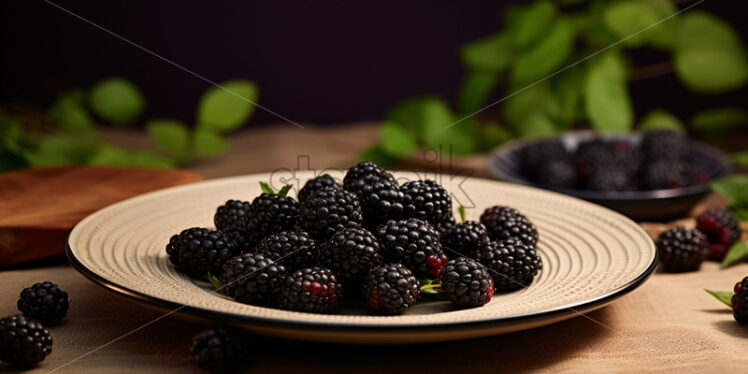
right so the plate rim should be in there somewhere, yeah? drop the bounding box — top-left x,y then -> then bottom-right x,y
66,173 -> 658,334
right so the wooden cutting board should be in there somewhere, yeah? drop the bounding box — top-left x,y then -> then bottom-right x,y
0,166 -> 203,267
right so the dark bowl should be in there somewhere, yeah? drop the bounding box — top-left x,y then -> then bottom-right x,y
487,131 -> 733,221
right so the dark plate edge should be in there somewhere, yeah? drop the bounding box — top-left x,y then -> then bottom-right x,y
66,233 -> 659,338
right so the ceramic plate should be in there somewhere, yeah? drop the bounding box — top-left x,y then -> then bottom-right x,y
67,172 -> 656,344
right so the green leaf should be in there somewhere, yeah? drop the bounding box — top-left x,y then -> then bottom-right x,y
419,278 -> 443,294
504,82 -> 560,128
732,151 -> 748,168
89,144 -> 175,168
0,148 -> 27,172
513,1 -> 557,48
0,117 -> 23,152
642,0 -> 679,48
196,80 -> 259,132
88,77 -> 145,125
458,205 -> 466,223
380,121 -> 417,158
49,94 -> 96,138
478,122 -> 513,151
517,113 -> 558,138
457,70 -> 499,115
690,108 -> 748,135
511,18 -> 575,83
259,181 -> 275,194
603,1 -> 661,47
638,110 -> 685,133
553,67 -> 584,127
722,242 -> 748,268
359,145 -> 397,168
711,175 -> 748,205
460,32 -> 515,72
584,52 -> 633,133
730,204 -> 748,222
193,130 -> 229,157
146,119 -> 189,159
704,289 -> 734,308
26,136 -> 93,166
278,184 -> 293,197
674,11 -> 748,93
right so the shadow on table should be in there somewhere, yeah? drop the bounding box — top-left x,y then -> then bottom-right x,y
712,319 -> 748,338
247,308 -> 612,373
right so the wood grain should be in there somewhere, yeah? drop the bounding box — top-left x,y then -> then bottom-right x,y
0,166 -> 202,267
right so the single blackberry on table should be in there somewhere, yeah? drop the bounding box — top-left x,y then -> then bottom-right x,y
219,252 -> 286,306
297,174 -> 342,203
214,200 -> 251,233
443,206 -> 489,258
440,257 -> 494,308
536,159 -> 577,189
375,218 -> 448,277
166,228 -> 241,277
247,191 -> 299,239
696,208 -> 741,261
17,281 -> 69,325
277,267 -> 343,313
190,327 -> 248,373
656,227 -> 708,273
732,276 -> 748,324
0,314 -> 53,368
475,239 -> 542,292
254,230 -> 316,270
318,227 -> 382,284
363,263 -> 419,315
343,161 -> 404,228
400,180 -> 452,224
300,187 -> 363,240
480,206 -> 539,249
640,159 -> 691,190
640,130 -> 689,161
523,139 -> 569,172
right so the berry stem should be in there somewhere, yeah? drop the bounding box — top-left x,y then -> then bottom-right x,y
704,289 -> 734,308
278,184 -> 293,197
208,273 -> 222,291
419,278 -> 444,294
458,205 -> 466,223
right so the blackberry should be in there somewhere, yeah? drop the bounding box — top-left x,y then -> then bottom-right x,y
166,228 -> 241,277
223,228 -> 258,252
277,267 -> 343,313
0,314 -> 53,368
523,139 -> 569,171
575,140 -> 611,181
190,327 -> 248,373
363,264 -> 419,315
318,227 -> 382,284
255,230 -> 316,270
219,252 -> 286,306
440,257 -> 494,308
585,167 -> 637,191
375,218 -> 448,277
214,200 -> 250,233
536,159 -> 577,189
733,276 -> 748,324
434,216 -> 456,238
476,239 -> 542,292
297,174 -> 341,203
641,159 -> 691,190
656,227 -> 708,272
696,208 -> 741,261
443,221 -> 489,258
480,206 -> 538,249
400,180 -> 452,224
640,130 -> 689,161
17,282 -> 69,325
343,161 -> 404,228
247,193 -> 299,239
300,187 -> 363,240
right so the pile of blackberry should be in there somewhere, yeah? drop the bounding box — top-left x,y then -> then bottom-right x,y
164,161 -> 544,320
524,130 -> 702,192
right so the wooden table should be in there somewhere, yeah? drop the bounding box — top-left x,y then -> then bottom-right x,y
2,123 -> 747,373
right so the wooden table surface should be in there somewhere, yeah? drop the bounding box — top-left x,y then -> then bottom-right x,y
2,123 -> 747,373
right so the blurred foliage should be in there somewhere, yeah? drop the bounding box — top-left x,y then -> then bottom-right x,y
0,77 -> 258,172
370,0 -> 748,162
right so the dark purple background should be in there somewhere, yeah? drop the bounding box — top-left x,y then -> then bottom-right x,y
1,1 -> 745,127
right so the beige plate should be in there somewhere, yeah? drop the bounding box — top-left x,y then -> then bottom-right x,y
67,172 -> 657,344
